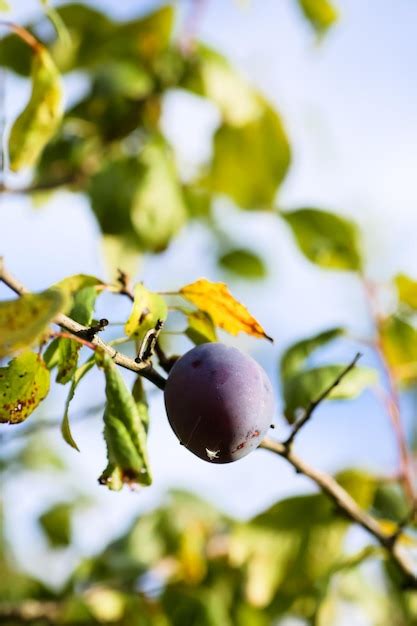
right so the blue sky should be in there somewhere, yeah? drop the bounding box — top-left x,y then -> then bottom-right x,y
1,0 -> 417,590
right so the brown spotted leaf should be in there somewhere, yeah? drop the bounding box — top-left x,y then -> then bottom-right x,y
179,278 -> 272,341
0,351 -> 50,424
0,289 -> 68,358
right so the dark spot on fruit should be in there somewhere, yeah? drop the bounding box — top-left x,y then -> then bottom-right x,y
251,430 -> 260,438
236,442 -> 245,450
192,359 -> 202,368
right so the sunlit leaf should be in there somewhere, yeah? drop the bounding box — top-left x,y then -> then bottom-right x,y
125,283 -> 168,343
281,327 -> 344,379
185,311 -> 217,345
96,352 -> 151,490
283,364 -> 377,422
218,249 -> 266,280
39,502 -> 72,547
179,278 -> 272,341
0,289 -> 67,358
209,102 -> 290,210
282,208 -> 362,271
9,46 -> 63,171
297,0 -> 339,36
379,315 -> 417,384
61,357 -> 95,451
0,352 -> 50,424
54,274 -> 103,300
183,46 -> 262,126
395,274 -> 417,311
0,1 -> 10,11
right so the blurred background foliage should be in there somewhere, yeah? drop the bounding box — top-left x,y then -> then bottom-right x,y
2,0 -> 417,624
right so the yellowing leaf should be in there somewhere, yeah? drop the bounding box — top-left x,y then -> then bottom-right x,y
0,289 -> 67,358
125,283 -> 168,342
0,352 -> 50,424
395,274 -> 417,310
54,274 -> 103,298
298,0 -> 339,36
9,46 -> 63,171
379,315 -> 417,384
179,278 -> 272,341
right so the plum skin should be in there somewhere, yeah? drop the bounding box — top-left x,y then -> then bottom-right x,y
164,342 -> 275,464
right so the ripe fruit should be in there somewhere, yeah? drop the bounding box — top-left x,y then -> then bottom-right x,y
164,343 -> 275,463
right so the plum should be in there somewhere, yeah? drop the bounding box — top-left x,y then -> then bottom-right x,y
164,343 -> 275,463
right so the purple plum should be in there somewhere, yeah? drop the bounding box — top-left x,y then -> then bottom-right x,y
164,343 -> 275,463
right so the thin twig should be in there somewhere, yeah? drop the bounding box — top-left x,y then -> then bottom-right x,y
154,341 -> 178,374
260,437 -> 417,588
0,260 -> 167,391
283,352 -> 362,448
362,278 -> 415,504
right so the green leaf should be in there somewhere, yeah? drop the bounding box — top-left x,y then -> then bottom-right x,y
61,357 -> 95,451
0,352 -> 50,424
209,102 -> 290,210
395,274 -> 417,311
39,503 -> 72,547
281,327 -> 344,379
379,315 -> 417,385
0,289 -> 67,358
130,136 -> 187,251
282,208 -> 362,271
56,286 -> 98,385
185,311 -> 218,346
9,46 -> 63,171
183,46 -> 262,126
132,376 -> 150,434
185,311 -> 217,345
218,249 -> 266,280
283,364 -> 377,422
54,274 -> 102,300
90,136 -> 186,254
125,283 -> 168,343
372,482 -> 409,524
183,184 -> 211,218
297,0 -> 339,36
96,352 -> 151,490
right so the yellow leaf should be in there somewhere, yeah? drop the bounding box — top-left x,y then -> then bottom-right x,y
9,46 -> 63,171
0,289 -> 67,358
0,352 -> 50,424
179,278 -> 272,341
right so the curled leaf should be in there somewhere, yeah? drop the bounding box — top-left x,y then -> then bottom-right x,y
179,278 -> 272,341
96,352 -> 151,490
125,283 -> 168,343
0,352 -> 50,424
9,45 -> 63,171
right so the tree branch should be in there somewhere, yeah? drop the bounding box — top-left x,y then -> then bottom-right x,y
0,261 -> 167,390
283,352 -> 362,448
260,437 -> 417,588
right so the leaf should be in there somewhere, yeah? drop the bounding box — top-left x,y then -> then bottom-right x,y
373,482 -> 409,524
183,46 -> 262,126
0,352 -> 50,424
179,278 -> 272,341
281,327 -> 344,379
0,1 -> 10,11
218,249 -> 266,280
0,289 -> 67,358
282,208 -> 362,271
395,274 -> 417,311
9,46 -> 63,171
125,283 -> 168,343
90,136 -> 186,254
39,503 -> 72,547
379,315 -> 417,384
185,311 -> 217,345
209,102 -> 290,210
132,376 -> 150,434
96,352 -> 151,490
283,364 -> 377,422
56,286 -> 98,385
130,136 -> 187,251
54,274 -> 103,300
297,0 -> 339,36
61,357 -> 95,451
